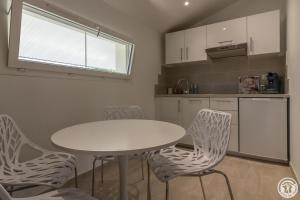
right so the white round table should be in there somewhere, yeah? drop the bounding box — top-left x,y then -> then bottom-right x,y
51,119 -> 185,200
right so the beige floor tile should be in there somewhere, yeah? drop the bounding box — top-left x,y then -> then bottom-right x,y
65,156 -> 300,200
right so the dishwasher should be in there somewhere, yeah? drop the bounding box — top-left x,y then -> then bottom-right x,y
239,98 -> 288,161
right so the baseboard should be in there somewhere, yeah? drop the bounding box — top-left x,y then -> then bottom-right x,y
290,162 -> 300,184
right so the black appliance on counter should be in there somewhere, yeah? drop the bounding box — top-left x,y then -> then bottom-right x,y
264,73 -> 281,94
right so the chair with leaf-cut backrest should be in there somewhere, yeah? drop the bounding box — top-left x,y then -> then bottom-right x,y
147,109 -> 234,200
0,115 -> 78,194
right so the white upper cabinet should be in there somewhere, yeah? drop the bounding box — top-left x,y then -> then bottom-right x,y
165,30 -> 185,64
165,10 -> 281,64
247,10 -> 280,55
207,17 -> 247,48
165,27 -> 207,65
184,27 -> 207,62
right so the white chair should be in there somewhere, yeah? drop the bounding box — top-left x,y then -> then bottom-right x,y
147,109 -> 234,200
91,106 -> 146,196
0,184 -> 97,200
0,115 -> 78,194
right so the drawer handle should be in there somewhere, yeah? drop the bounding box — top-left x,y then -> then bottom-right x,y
248,98 -> 272,101
189,100 -> 203,102
214,100 -> 234,103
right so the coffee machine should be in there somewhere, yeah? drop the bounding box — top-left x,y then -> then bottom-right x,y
261,73 -> 280,94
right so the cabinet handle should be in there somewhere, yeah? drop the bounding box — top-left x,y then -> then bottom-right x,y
186,47 -> 189,60
250,37 -> 254,53
218,40 -> 233,45
180,48 -> 183,61
177,100 -> 181,112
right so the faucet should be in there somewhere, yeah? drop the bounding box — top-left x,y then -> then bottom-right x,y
177,79 -> 190,94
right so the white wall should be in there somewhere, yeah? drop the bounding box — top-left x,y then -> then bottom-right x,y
287,0 -> 300,181
0,0 -> 162,174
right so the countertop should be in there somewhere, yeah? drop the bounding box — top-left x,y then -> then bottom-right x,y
155,93 -> 289,98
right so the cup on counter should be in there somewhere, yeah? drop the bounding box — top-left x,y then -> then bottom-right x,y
167,88 -> 173,95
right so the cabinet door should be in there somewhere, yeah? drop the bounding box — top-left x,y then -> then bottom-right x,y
165,31 -> 185,64
182,98 -> 210,128
156,97 -> 182,125
247,10 -> 280,55
229,125 -> 239,152
210,98 -> 239,152
181,98 -> 210,145
185,26 -> 207,62
207,17 -> 247,48
239,98 -> 287,160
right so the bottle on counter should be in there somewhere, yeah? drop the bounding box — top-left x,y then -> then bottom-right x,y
193,83 -> 198,94
189,83 -> 199,94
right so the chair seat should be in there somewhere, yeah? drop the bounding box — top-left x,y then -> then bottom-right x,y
148,146 -> 215,182
1,152 -> 76,188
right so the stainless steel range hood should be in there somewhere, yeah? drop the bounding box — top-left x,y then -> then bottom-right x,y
206,43 -> 248,59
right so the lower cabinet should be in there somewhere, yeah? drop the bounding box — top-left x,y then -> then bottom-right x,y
155,97 -> 183,125
156,97 -> 239,153
210,98 -> 239,152
181,98 -> 210,145
239,98 -> 288,161
155,96 -> 288,162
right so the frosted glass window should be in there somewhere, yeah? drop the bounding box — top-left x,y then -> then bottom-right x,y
19,10 -> 86,68
86,33 -> 129,74
17,4 -> 134,75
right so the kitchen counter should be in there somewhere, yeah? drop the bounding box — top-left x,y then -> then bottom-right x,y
155,93 -> 289,98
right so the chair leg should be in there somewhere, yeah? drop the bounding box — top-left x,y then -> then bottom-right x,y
147,161 -> 151,200
9,186 -> 13,196
199,176 -> 207,200
165,181 -> 169,200
141,159 -> 145,180
101,160 -> 104,184
74,168 -> 78,188
91,158 -> 97,196
213,170 -> 234,200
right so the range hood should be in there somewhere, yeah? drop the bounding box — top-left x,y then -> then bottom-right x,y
206,43 -> 248,59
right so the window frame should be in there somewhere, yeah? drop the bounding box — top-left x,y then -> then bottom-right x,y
8,0 -> 135,79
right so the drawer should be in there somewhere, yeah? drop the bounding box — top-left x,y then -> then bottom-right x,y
228,125 -> 239,152
210,98 -> 238,111
185,98 -> 210,106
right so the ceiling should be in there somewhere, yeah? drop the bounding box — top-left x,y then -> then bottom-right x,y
44,0 -> 240,33
102,0 -> 239,32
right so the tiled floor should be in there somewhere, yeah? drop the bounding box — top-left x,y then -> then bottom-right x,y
66,156 -> 300,200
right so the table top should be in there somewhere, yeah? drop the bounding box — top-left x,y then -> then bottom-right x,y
51,119 -> 186,156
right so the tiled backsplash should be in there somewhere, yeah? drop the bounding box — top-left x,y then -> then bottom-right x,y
156,54 -> 286,94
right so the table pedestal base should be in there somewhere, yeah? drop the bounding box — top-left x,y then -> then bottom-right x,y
118,155 -> 128,200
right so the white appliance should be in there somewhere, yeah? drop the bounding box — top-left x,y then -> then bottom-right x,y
239,98 -> 288,161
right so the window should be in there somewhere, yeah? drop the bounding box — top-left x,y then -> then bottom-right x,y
9,2 -> 135,78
